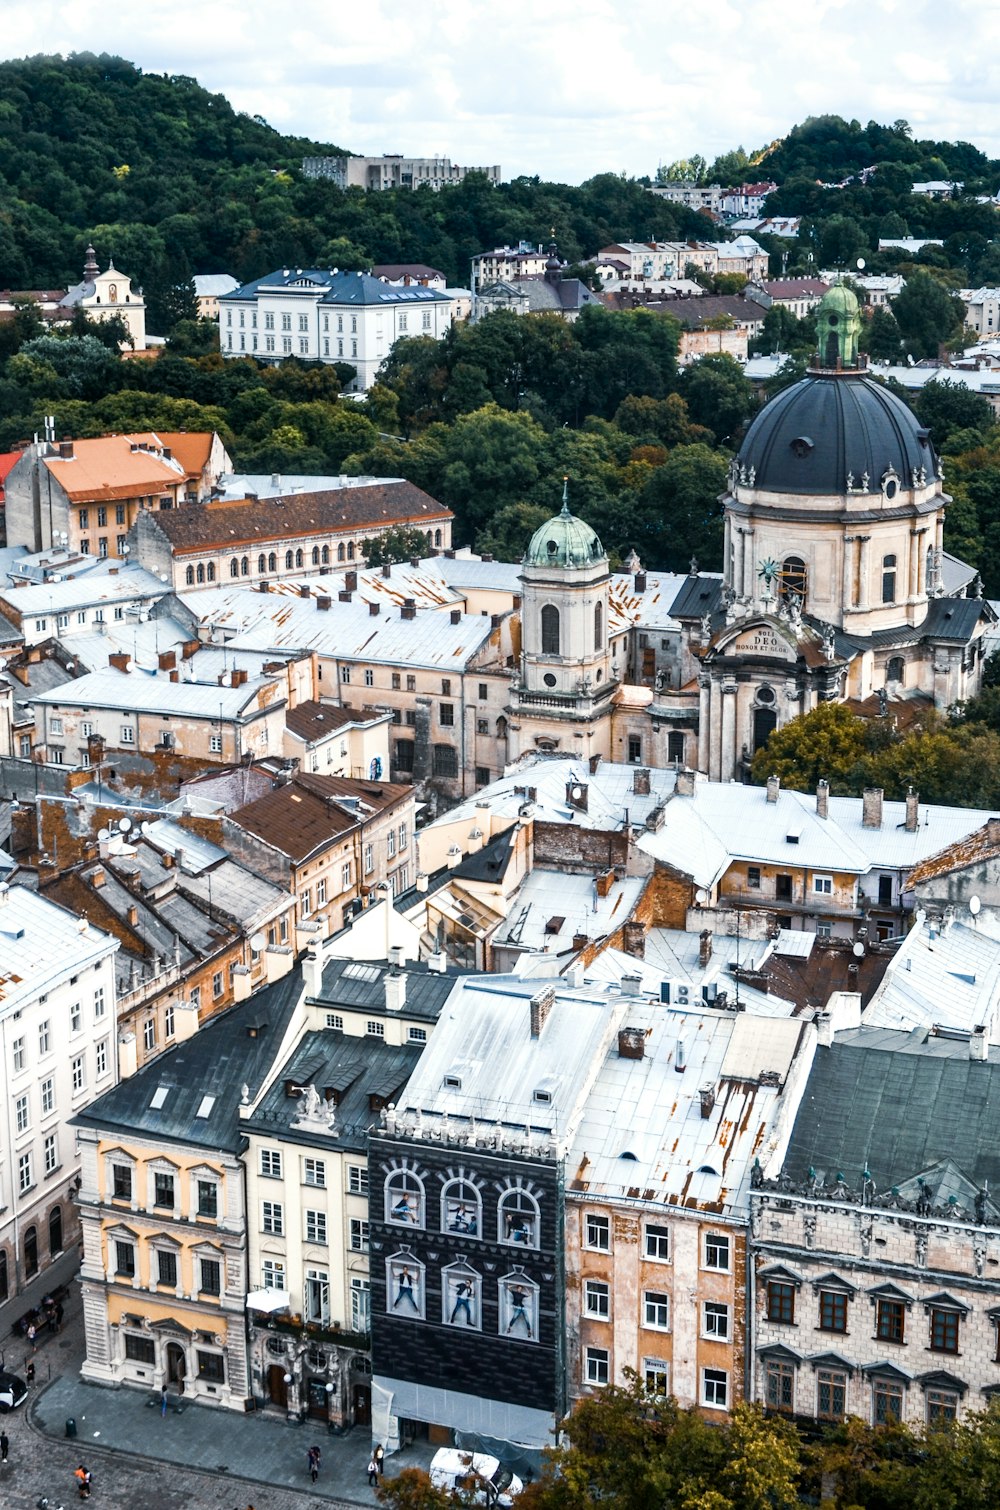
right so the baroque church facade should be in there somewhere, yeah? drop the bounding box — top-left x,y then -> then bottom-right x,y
509,287 -> 992,780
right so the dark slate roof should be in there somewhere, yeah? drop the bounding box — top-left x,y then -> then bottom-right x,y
781,1028 -> 1000,1192
669,573 -> 725,620
223,269 -> 449,306
373,264 -> 447,282
834,596 -> 993,654
140,482 -> 452,552
737,371 -> 937,496
244,1029 -> 422,1152
70,972 -> 303,1150
453,827 -> 516,884
315,955 -> 460,1022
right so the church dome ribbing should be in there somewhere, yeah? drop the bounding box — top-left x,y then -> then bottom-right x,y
524,484 -> 605,568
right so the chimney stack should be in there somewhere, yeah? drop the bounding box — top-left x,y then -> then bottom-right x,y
675,1039 -> 686,1073
632,767 -> 651,796
699,1084 -> 716,1119
530,987 -> 555,1038
369,601 -> 380,615
345,570 -> 358,592
109,651 -> 130,673
816,778 -> 829,819
634,571 -> 647,593
621,973 -> 643,996
302,946 -> 323,998
699,929 -> 712,967
450,608 -> 461,624
382,563 -> 392,579
589,753 -> 602,775
617,1027 -> 645,1059
971,1024 -> 989,1061
766,774 -> 780,804
401,599 -> 416,620
862,787 -> 884,829
622,920 -> 645,959
675,768 -> 695,798
385,953 -> 407,1012
816,1010 -> 834,1047
315,595 -> 331,611
905,786 -> 919,833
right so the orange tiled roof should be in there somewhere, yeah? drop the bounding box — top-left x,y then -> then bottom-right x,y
125,431 -> 214,482
44,435 -> 185,502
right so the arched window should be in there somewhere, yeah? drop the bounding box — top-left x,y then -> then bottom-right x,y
386,1249 -> 425,1319
257,554 -> 266,574
206,563 -> 215,582
295,549 -> 304,568
425,532 -> 432,550
434,529 -> 442,548
384,1169 -> 425,1228
541,604 -> 560,656
185,565 -> 194,586
442,1260 -> 482,1331
753,706 -> 777,753
887,656 -> 905,685
196,562 -> 205,584
496,715 -> 508,741
49,1204 -> 62,1256
594,600 -> 603,651
241,556 -> 250,576
312,546 -> 320,566
284,550 -> 293,570
780,556 -> 807,606
499,1269 -> 539,1342
441,1178 -> 481,1238
24,1225 -> 38,1279
498,1188 -> 540,1248
347,542 -> 355,561
268,552 -> 277,573
230,557 -> 240,579
337,543 -> 345,562
882,554 -> 897,604
321,545 -> 330,565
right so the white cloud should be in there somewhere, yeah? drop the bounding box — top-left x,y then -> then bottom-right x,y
3,0 -> 1000,182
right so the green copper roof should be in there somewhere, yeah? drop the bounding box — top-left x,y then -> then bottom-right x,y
524,481 -> 606,568
816,284 -> 862,369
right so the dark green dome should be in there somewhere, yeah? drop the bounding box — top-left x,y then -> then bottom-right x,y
524,486 -> 605,568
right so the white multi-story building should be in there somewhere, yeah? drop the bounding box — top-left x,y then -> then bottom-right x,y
302,156 -> 500,191
0,884 -> 119,1305
219,269 -> 454,391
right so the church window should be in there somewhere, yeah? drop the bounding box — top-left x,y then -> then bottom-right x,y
882,556 -> 897,604
756,685 -> 775,705
594,600 -> 603,651
541,605 -> 560,656
886,656 -> 905,685
667,732 -> 685,764
779,557 -> 807,606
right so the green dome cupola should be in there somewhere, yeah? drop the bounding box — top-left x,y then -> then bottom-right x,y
524,479 -> 605,569
815,284 -> 862,370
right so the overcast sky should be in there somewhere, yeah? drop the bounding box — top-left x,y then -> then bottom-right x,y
6,0 -> 1000,184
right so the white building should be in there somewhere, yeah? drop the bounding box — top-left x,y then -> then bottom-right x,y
0,884 -> 119,1305
302,156 -> 500,191
219,269 -> 454,391
59,246 -> 147,350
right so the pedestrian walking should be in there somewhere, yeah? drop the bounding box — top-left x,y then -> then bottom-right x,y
161,1384 -> 168,1417
74,1463 -> 92,1499
27,1323 -> 36,1351
0,1429 -> 8,1461
367,1455 -> 379,1487
375,1442 -> 385,1475
308,1443 -> 321,1483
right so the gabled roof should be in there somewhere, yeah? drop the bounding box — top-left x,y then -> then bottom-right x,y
70,974 -> 303,1149
227,772 -> 409,863
40,436 -> 185,501
284,700 -> 387,742
316,955 -> 461,1020
139,481 -> 451,553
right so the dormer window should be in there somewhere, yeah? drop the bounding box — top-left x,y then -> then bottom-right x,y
443,1074 -> 462,1090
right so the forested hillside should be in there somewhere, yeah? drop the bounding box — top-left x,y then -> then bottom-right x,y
0,52 -> 707,323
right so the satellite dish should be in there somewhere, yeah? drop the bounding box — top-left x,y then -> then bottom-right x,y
118,816 -> 132,833
97,828 -> 110,842
970,895 -> 982,916
140,821 -> 151,836
852,941 -> 865,958
250,931 -> 266,952
695,888 -> 710,906
856,257 -> 866,270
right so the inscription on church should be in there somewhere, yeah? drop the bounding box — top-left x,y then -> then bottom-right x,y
730,627 -> 795,660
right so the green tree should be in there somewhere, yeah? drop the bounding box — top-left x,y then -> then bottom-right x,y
475,501 -> 550,560
892,270 -> 966,357
375,1467 -> 456,1510
914,379 -> 995,449
361,526 -> 437,565
677,354 -> 756,444
861,306 -> 904,361
749,702 -> 872,791
637,443 -> 728,570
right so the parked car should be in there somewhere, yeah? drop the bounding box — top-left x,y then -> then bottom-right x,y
429,1448 -> 522,1507
0,1372 -> 27,1411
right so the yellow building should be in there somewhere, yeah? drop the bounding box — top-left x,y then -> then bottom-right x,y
72,973 -> 305,1408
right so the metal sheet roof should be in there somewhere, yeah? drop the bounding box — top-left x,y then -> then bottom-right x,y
31,667 -> 282,719
0,886 -> 117,1011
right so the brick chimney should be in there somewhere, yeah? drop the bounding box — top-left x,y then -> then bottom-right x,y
634,571 -> 647,592
617,1026 -> 645,1059
232,668 -> 248,688
675,768 -> 695,797
816,778 -> 829,819
595,868 -> 615,898
158,650 -> 176,672
108,651 -> 130,672
766,774 -> 780,804
345,571 -> 358,592
699,929 -> 712,967
622,920 -> 645,959
401,600 -> 416,621
316,595 -> 331,611
905,786 -> 919,832
589,753 -> 602,775
862,787 -> 883,829
338,590 -> 353,602
632,767 -> 651,796
450,608 -> 461,624
530,987 -> 555,1038
699,1084 -> 716,1119
369,601 -> 380,616
381,563 -> 392,579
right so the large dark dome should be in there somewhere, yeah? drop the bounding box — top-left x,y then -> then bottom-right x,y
737,372 -> 937,495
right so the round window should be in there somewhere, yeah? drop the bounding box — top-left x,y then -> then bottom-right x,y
543,673 -> 557,687
546,539 -> 558,554
885,479 -> 897,500
756,686 -> 775,706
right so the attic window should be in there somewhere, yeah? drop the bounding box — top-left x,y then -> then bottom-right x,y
790,436 -> 814,458
698,1164 -> 719,1175
196,1095 -> 216,1118
443,1074 -> 462,1090
786,829 -> 801,844
533,1089 -> 552,1104
150,1086 -> 169,1109
620,1151 -> 638,1161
